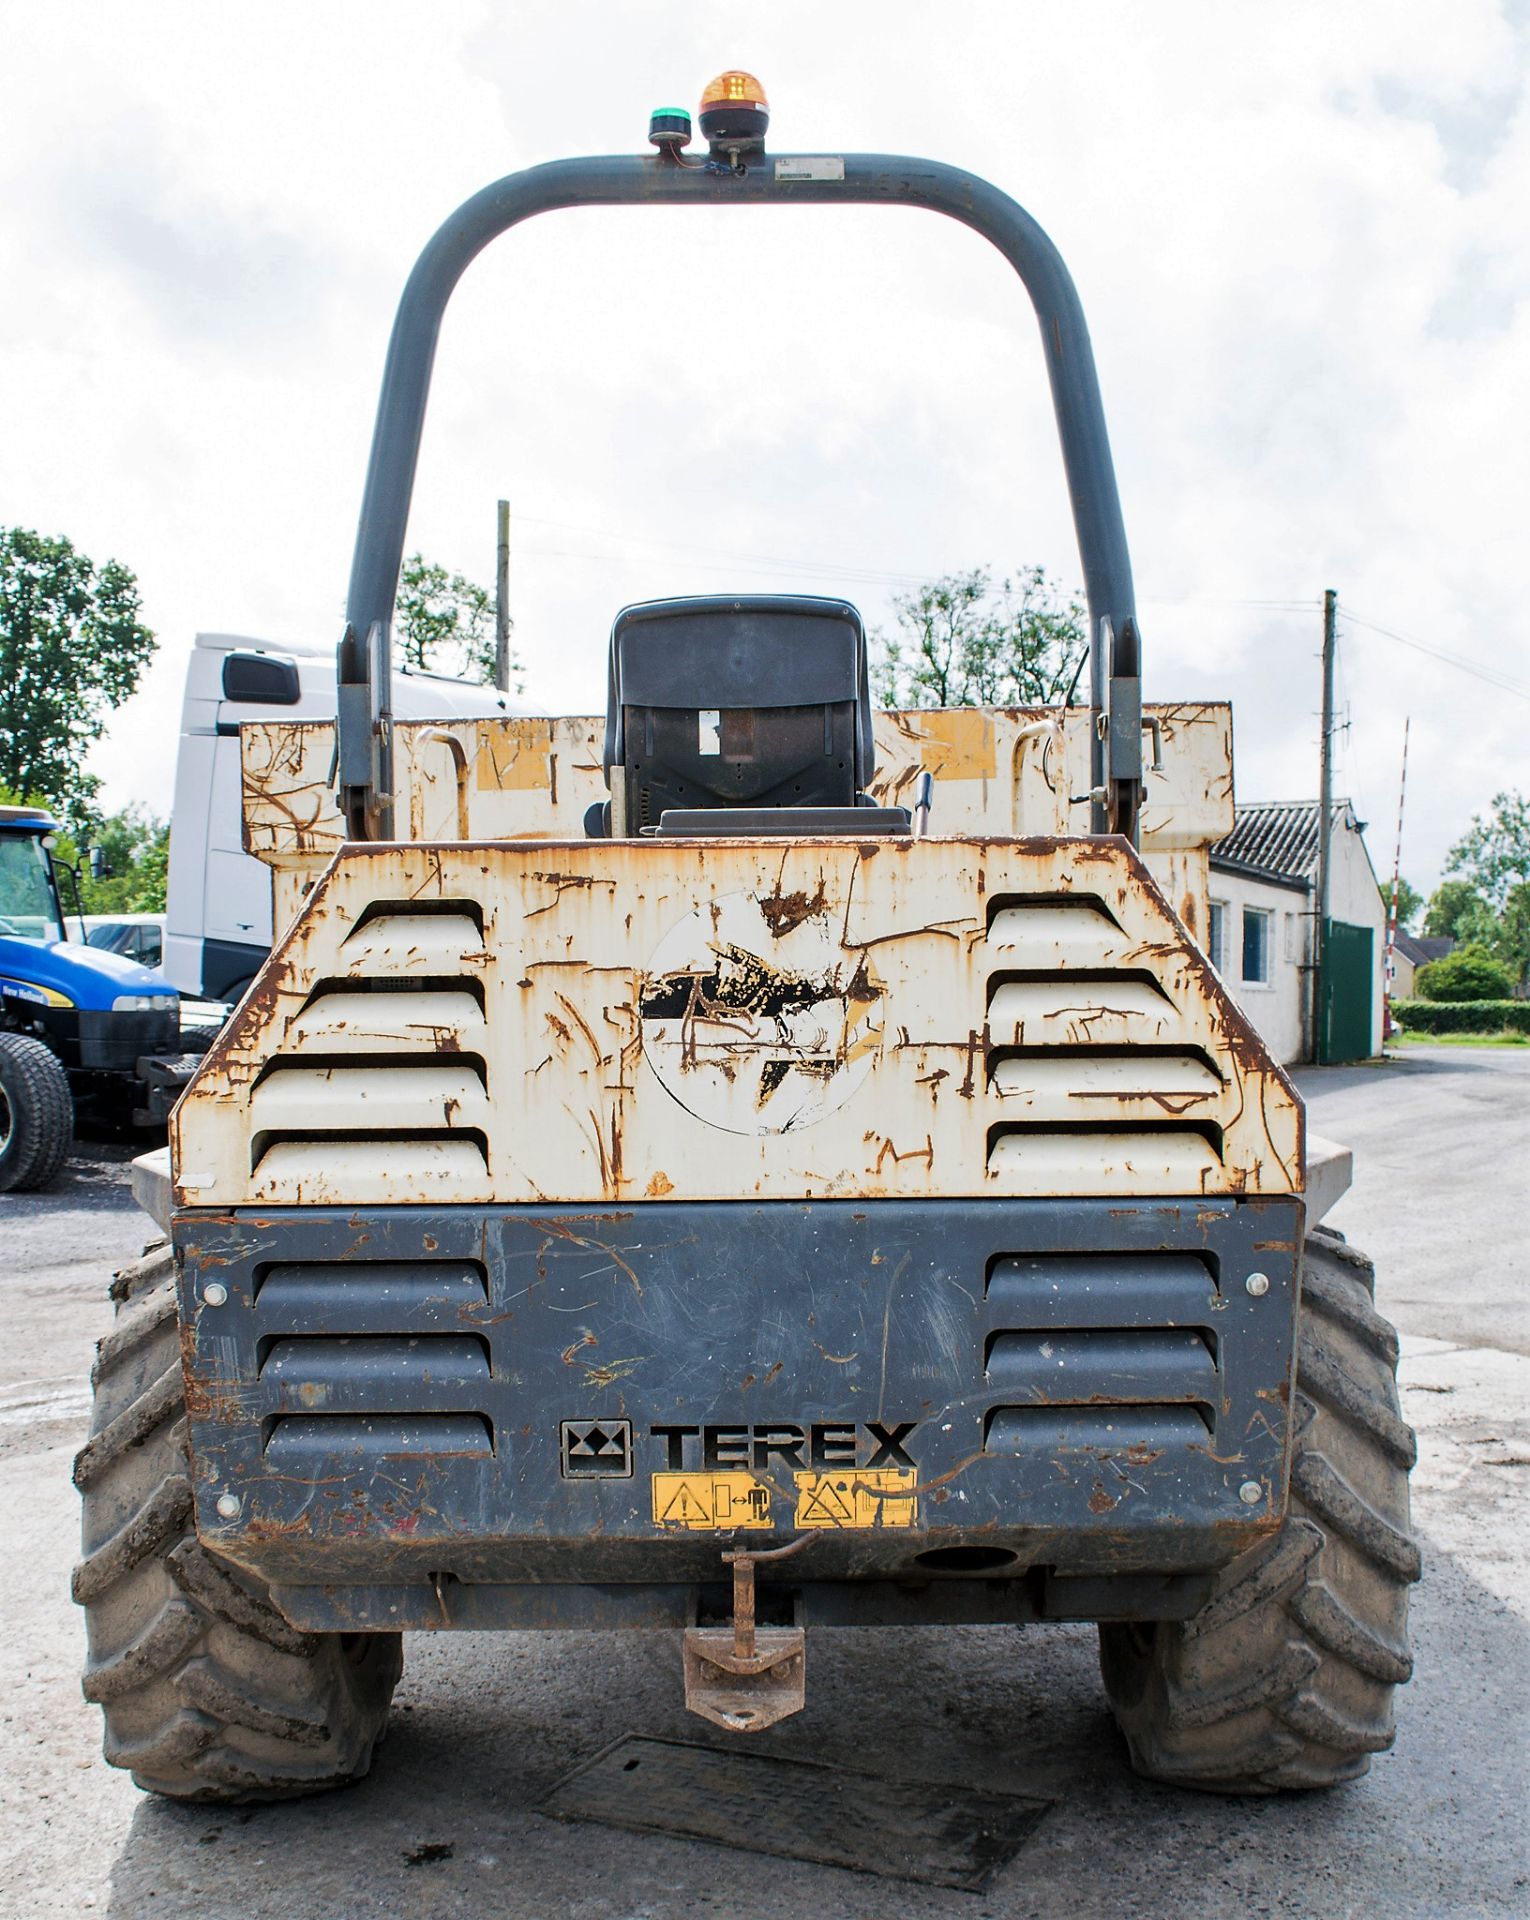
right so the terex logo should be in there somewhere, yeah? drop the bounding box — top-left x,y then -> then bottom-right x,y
649,1422 -> 918,1472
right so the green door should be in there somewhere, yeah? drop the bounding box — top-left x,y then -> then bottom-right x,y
1320,919 -> 1374,1063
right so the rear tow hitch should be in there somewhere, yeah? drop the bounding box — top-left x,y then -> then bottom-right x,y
682,1537 -> 808,1733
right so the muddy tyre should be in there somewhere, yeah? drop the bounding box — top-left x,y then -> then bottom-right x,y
73,1243 -> 403,1802
1099,1229 -> 1420,1792
0,1031 -> 73,1192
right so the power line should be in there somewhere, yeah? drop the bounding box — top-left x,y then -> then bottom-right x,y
513,514 -> 937,588
518,542 -> 930,589
1139,596 -> 1318,612
506,519 -> 1530,703
1342,608 -> 1530,704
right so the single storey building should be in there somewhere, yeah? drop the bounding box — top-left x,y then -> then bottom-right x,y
1389,931 -> 1454,1000
1208,799 -> 1386,1064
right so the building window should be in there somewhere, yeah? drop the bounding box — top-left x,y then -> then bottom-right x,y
1209,901 -> 1227,972
1242,907 -> 1272,984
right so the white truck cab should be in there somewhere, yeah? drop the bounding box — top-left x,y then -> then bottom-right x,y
164,633 -> 512,1002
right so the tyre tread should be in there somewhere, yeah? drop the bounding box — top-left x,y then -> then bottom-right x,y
0,1032 -> 73,1191
75,1244 -> 401,1802
1099,1234 -> 1418,1792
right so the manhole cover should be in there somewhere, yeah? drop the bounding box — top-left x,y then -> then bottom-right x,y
538,1734 -> 1051,1890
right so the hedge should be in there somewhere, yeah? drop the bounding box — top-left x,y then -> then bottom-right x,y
1391,998 -> 1530,1035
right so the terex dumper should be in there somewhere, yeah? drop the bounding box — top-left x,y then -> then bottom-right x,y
75,75 -> 1419,1803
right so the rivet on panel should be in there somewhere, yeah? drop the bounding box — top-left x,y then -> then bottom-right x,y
1244,1272 -> 1269,1297
202,1282 -> 229,1307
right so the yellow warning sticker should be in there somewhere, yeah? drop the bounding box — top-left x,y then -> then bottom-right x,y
793,1468 -> 918,1529
651,1471 -> 773,1531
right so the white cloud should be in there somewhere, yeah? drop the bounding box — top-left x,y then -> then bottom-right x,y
0,0 -> 1525,887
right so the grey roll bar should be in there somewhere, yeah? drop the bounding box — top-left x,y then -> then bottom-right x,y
337,148 -> 1144,841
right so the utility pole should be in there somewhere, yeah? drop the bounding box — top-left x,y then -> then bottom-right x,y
1313,588 -> 1337,1063
494,498 -> 511,693
1383,716 -> 1411,1046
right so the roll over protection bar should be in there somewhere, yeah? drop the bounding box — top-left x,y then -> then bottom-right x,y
337,145 -> 1145,841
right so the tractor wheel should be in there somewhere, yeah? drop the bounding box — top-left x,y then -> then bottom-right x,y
1099,1228 -> 1420,1792
0,1031 -> 74,1192
73,1243 -> 403,1802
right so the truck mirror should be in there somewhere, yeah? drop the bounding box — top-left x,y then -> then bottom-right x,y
222,652 -> 301,705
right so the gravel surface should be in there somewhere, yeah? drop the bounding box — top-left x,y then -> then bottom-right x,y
1,1057 -> 1526,1919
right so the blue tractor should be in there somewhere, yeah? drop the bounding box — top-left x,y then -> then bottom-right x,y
0,804 -> 192,1191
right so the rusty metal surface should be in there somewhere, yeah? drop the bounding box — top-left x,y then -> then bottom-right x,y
681,1624 -> 806,1734
173,834 -> 1298,1210
537,1734 -> 1052,1890
242,701 -> 1233,897
682,1540 -> 810,1732
173,1195 -> 1301,1593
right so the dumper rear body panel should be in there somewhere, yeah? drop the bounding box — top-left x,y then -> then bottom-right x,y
171,831 -> 1303,1630
177,1193 -> 1300,1618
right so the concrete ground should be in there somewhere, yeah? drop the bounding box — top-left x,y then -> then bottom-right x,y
1,1048 -> 1526,1919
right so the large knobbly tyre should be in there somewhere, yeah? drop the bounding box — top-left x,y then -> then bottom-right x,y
1099,1229 -> 1420,1792
73,1243 -> 403,1802
0,1031 -> 73,1192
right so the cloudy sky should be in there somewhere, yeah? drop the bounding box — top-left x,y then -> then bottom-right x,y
3,1 -> 1527,887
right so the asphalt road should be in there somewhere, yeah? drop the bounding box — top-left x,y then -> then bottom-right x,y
1,1049 -> 1526,1919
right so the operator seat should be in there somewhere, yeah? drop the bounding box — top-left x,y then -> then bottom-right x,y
585,594 -> 907,837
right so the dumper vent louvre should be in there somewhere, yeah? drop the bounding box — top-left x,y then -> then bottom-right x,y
344,897 -> 486,940
984,892 -> 1126,934
334,911 -> 490,979
984,1250 -> 1219,1310
258,1334 -> 495,1457
263,1413 -> 494,1461
984,979 -> 1181,1053
981,1252 -> 1221,1450
984,1325 -> 1216,1391
985,967 -> 1175,1001
985,1125 -> 1223,1184
249,1127 -> 490,1176
251,1050 -> 489,1091
980,895 -> 1230,1184
256,1330 -> 492,1373
984,1405 -> 1211,1451
262,960 -> 493,1179
251,1258 -> 490,1308
985,1117 -> 1223,1153
979,901 -> 1232,1161
247,1063 -> 491,1168
300,973 -> 487,1010
986,1044 -> 1225,1091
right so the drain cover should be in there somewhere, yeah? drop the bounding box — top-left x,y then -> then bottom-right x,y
538,1734 -> 1051,1890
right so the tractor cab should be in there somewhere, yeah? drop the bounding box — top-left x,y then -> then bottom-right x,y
0,806 -> 190,1189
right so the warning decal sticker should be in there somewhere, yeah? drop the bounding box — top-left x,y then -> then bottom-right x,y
651,1471 -> 773,1531
793,1468 -> 918,1529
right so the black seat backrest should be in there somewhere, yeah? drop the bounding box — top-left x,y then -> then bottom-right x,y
599,595 -> 877,833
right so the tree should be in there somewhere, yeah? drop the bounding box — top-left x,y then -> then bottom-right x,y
1490,881 -> 1530,994
1380,876 -> 1423,934
871,565 -> 1087,709
395,552 -> 517,687
1415,942 -> 1515,1003
0,527 -> 156,814
1447,790 -> 1530,909
79,807 -> 170,913
1423,878 -> 1495,942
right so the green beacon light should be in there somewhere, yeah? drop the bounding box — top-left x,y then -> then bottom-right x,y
648,106 -> 692,152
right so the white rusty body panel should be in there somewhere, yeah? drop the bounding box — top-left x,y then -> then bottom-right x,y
244,703 -> 1232,947
172,836 -> 1301,1210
